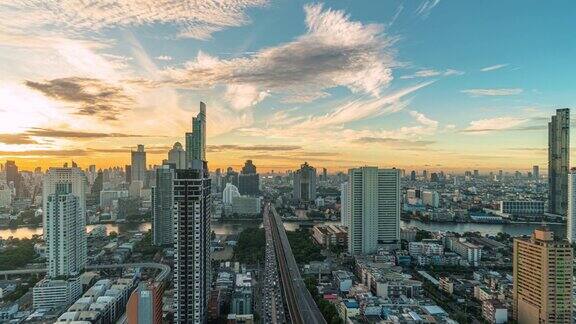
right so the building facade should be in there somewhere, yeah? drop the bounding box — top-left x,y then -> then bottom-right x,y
293,162 -> 317,203
347,167 -> 400,255
548,108 -> 570,215
340,182 -> 349,227
512,228 -> 573,323
173,167 -> 211,323
238,160 -> 259,196
152,164 -> 175,246
568,169 -> 576,243
168,142 -> 186,169
131,144 -> 147,184
185,102 -> 206,165
127,281 -> 163,324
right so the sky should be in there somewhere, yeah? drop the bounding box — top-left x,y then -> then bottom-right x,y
1,0 -> 576,173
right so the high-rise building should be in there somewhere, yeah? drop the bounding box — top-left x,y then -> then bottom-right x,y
340,182 -> 349,227
548,108 -> 570,215
238,160 -> 259,196
127,281 -> 163,324
186,102 -> 207,165
152,164 -> 175,246
42,168 -> 88,278
5,160 -> 21,196
532,165 -> 540,180
223,183 -> 240,206
131,144 -> 147,184
512,228 -> 573,323
347,167 -> 400,255
410,170 -> 416,181
293,162 -> 317,203
567,168 -> 576,243
223,167 -> 239,188
173,167 -> 211,323
168,142 -> 187,169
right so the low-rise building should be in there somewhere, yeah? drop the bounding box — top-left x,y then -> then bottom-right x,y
32,277 -> 82,310
312,224 -> 347,247
482,299 -> 508,324
439,277 -> 454,295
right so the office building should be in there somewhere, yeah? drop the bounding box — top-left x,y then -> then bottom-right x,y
231,196 -> 261,216
293,162 -> 317,203
42,167 -> 88,278
238,160 -> 259,196
4,160 -> 20,196
422,190 -> 440,207
532,165 -> 539,180
131,145 -> 147,183
173,167 -> 212,323
548,108 -> 570,215
152,164 -> 175,246
168,142 -> 187,169
347,167 -> 400,255
513,228 -> 573,323
223,167 -> 239,188
499,200 -> 545,217
567,168 -> 576,243
127,281 -> 163,324
185,102 -> 206,165
340,182 -> 349,227
410,170 -> 416,181
223,183 -> 240,206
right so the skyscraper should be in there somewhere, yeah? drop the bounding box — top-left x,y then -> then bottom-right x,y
168,142 -> 186,169
175,102 -> 211,323
513,228 -> 573,323
532,165 -> 539,180
5,160 -> 21,196
567,168 -> 576,243
293,162 -> 317,203
340,181 -> 349,227
43,168 -> 88,277
238,160 -> 259,196
347,167 -> 400,255
548,108 -> 570,215
173,167 -> 211,323
186,102 -> 207,165
223,183 -> 240,206
131,144 -> 147,183
152,164 -> 175,246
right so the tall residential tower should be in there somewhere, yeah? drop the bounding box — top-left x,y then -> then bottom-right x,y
293,162 -> 317,203
548,108 -> 570,215
347,167 -> 401,255
131,144 -> 147,183
186,102 -> 207,165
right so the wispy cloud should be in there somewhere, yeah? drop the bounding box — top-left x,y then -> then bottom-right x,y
461,88 -> 523,97
24,128 -> 147,139
155,3 -> 397,107
25,77 -> 134,121
0,134 -> 39,145
416,0 -> 441,18
0,0 -> 267,40
207,144 -> 302,152
401,69 -> 463,79
480,64 -> 508,72
462,117 -> 528,134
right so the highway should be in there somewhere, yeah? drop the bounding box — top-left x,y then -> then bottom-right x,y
267,203 -> 326,324
262,204 -> 287,323
0,262 -> 171,282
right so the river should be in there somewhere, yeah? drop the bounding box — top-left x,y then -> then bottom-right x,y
0,220 -> 565,240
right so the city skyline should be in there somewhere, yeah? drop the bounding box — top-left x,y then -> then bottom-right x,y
1,1 -> 576,171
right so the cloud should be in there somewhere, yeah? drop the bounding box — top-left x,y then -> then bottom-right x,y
461,88 -> 523,96
24,128 -> 146,138
224,84 -> 270,111
416,0 -> 441,18
0,149 -> 87,157
0,134 -> 39,145
401,69 -> 463,79
156,55 -> 173,61
480,64 -> 508,72
25,77 -> 134,120
207,144 -> 302,152
0,0 -> 267,40
353,137 -> 435,147
462,117 -> 528,134
158,3 -> 397,105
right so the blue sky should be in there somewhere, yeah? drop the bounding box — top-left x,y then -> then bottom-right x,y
0,0 -> 575,171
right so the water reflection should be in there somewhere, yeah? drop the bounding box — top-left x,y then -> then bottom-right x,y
0,220 -> 566,240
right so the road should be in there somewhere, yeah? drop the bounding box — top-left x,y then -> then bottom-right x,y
267,203 -> 326,324
0,262 -> 171,282
262,203 -> 287,323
